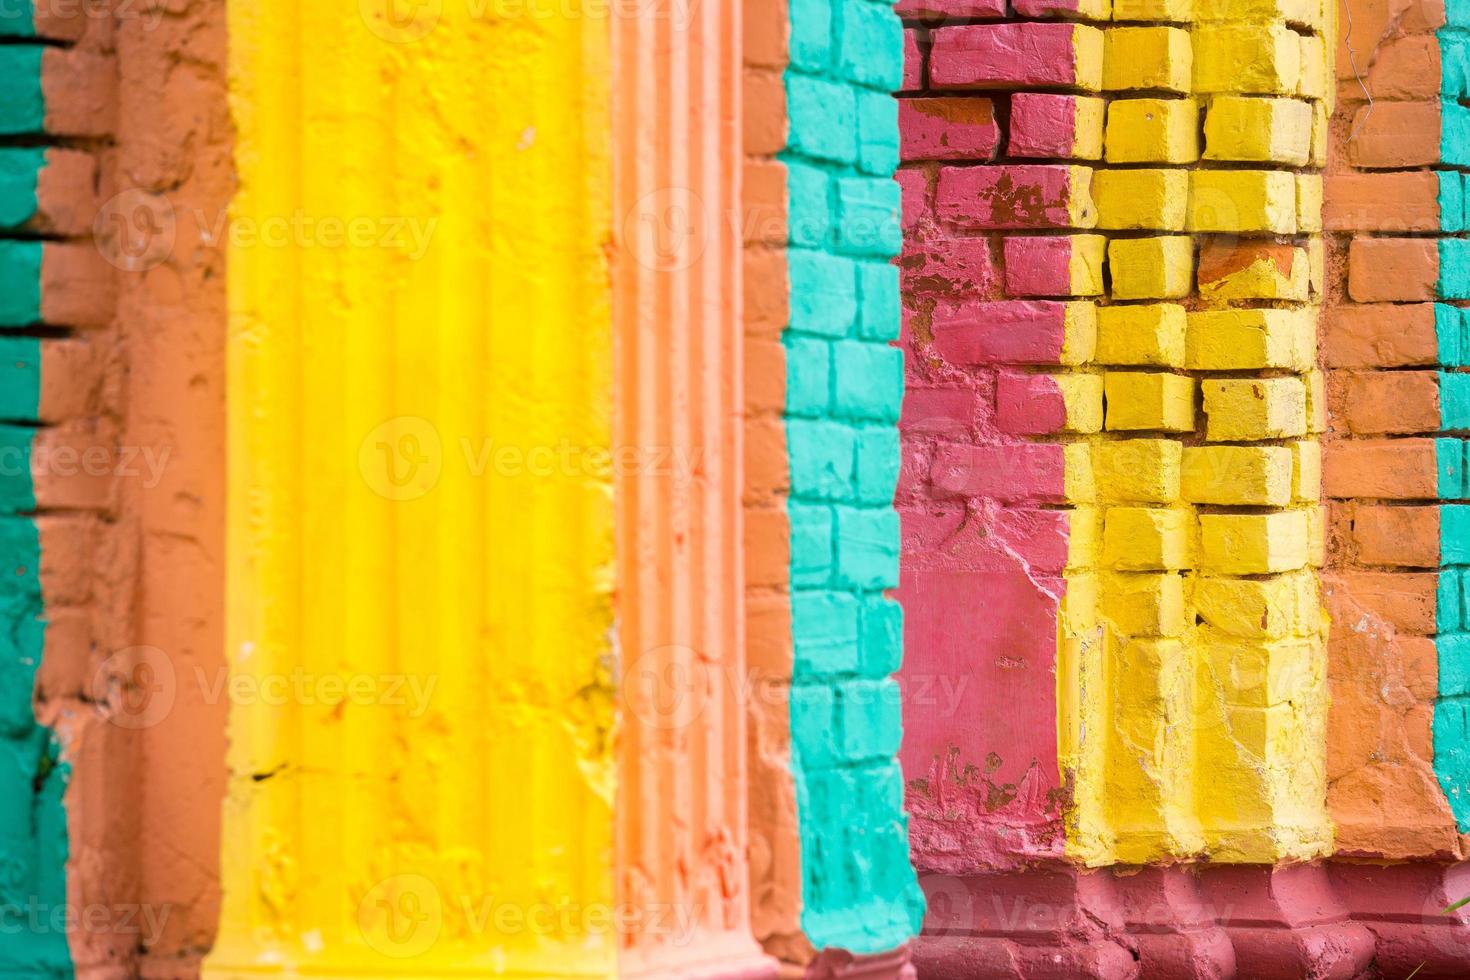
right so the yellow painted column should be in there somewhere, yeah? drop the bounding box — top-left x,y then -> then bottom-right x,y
207,1 -> 615,976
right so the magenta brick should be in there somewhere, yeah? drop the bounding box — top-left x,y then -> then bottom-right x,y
895,0 -> 1008,20
900,97 -> 1000,161
936,165 -> 1077,230
904,29 -> 924,91
930,442 -> 1066,501
1013,0 -> 1088,15
930,24 -> 1082,90
900,237 -> 1000,297
996,371 -> 1065,435
1003,236 -> 1072,297
930,299 -> 1070,365
901,386 -> 981,434
897,167 -> 930,233
1010,93 -> 1080,159
992,508 -> 1071,573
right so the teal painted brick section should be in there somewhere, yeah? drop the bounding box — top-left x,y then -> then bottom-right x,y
1449,0 -> 1470,28
0,48 -> 42,137
1438,304 -> 1464,366
1445,98 -> 1470,168
0,338 -> 39,422
1443,569 -> 1463,633
1443,371 -> 1470,430
783,0 -> 923,950
0,0 -> 34,37
1447,29 -> 1470,97
1444,170 -> 1466,233
1440,437 -> 1465,498
0,149 -> 41,230
1441,238 -> 1470,299
0,241 -> 40,327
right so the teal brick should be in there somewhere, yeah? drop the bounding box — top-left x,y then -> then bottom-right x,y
0,426 -> 33,515
1444,170 -> 1466,233
836,0 -> 904,91
1446,504 -> 1470,563
789,248 -> 858,336
791,683 -> 840,765
1444,30 -> 1470,97
0,149 -> 41,230
834,175 -> 902,257
790,0 -> 833,72
1442,238 -> 1470,300
791,502 -> 834,587
1442,634 -> 1470,695
1444,98 -> 1470,168
1448,0 -> 1470,29
787,418 -> 856,500
0,241 -> 41,327
0,0 -> 34,36
834,340 -> 903,422
0,337 -> 38,422
1441,437 -> 1465,498
856,89 -> 899,177
1442,569 -> 1463,633
1439,304 -> 1464,367
0,48 -> 43,136
858,596 -> 903,676
786,335 -> 832,417
786,74 -> 858,165
854,425 -> 900,504
1438,696 -> 1470,745
856,261 -> 900,341
838,678 -> 902,760
788,160 -> 832,249
834,505 -> 899,589
793,590 -> 862,675
1444,372 -> 1470,430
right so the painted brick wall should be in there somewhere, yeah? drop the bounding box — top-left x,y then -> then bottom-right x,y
780,0 -> 926,956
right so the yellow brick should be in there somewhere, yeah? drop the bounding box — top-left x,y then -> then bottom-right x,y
1100,572 -> 1187,636
1185,309 -> 1314,371
1068,505 -> 1102,570
1070,165 -> 1100,229
1181,445 -> 1292,505
1306,503 -> 1325,567
1290,440 -> 1320,502
1074,0 -> 1113,18
1308,236 -> 1324,297
1105,99 -> 1200,164
1062,300 -> 1098,365
1071,235 -> 1108,295
1111,0 -> 1192,19
1196,631 -> 1323,705
1296,34 -> 1326,98
1202,97 -> 1312,165
1187,170 -> 1297,233
1109,236 -> 1193,300
1066,441 -> 1097,503
1104,371 -> 1195,431
1198,510 -> 1310,574
1304,369 -> 1326,433
1296,174 -> 1322,233
1196,0 -> 1317,22
1197,246 -> 1308,302
1075,97 -> 1107,160
1094,169 -> 1188,231
1310,100 -> 1328,167
1193,24 -> 1300,94
1102,506 -> 1192,570
1063,571 -> 1100,633
1075,25 -> 1106,91
1058,372 -> 1105,433
1104,27 -> 1193,93
1195,570 -> 1320,639
1094,438 -> 1181,503
1096,303 -> 1186,366
1201,377 -> 1307,441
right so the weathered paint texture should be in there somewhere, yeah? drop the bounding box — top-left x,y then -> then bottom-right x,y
610,0 -> 776,975
210,1 -> 615,975
781,0 -> 925,957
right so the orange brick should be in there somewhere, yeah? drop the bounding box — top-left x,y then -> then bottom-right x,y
1323,173 -> 1439,232
744,0 -> 788,69
745,337 -> 786,415
1355,35 -> 1442,101
1347,238 -> 1438,303
1322,304 -> 1438,368
744,159 -> 787,246
1330,370 -> 1440,435
745,246 -> 789,338
744,70 -> 787,157
1322,439 -> 1438,500
1347,102 -> 1441,168
745,505 -> 790,589
1330,571 -> 1437,635
1351,504 -> 1439,567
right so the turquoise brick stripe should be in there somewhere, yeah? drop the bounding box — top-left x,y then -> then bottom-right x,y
0,0 -> 36,36
782,0 -> 923,955
0,45 -> 69,978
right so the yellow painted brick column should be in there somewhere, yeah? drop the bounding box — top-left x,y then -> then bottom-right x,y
206,1 -> 615,976
1064,0 -> 1333,866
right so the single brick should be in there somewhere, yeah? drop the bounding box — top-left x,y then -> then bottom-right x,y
1102,506 -> 1192,571
790,502 -> 834,587
858,596 -> 903,677
1196,242 -> 1308,302
893,0 -> 1007,18
1443,369 -> 1470,430
1336,571 -> 1436,636
929,441 -> 1066,501
903,28 -> 924,90
936,164 -> 1095,230
1296,173 -> 1323,232
856,90 -> 900,175
900,236 -> 999,297
1322,304 -> 1438,368
1323,172 -> 1440,232
789,248 -> 858,335
1108,236 -> 1193,300
1203,96 -> 1312,164
1321,439 -> 1439,500
1009,93 -> 1104,160
1103,372 -> 1195,432
836,0 -> 904,91
787,74 -> 859,164
1350,505 -> 1438,567
1336,371 -> 1439,435
1195,571 -> 1319,640
1093,438 -> 1182,503
1112,0 -> 1191,19
1200,377 -> 1307,441
1199,511 -> 1309,575
788,418 -> 858,499
1441,437 -> 1465,499
1187,170 -> 1297,233
1347,101 -> 1441,168
1442,238 -> 1470,299
1003,234 -> 1106,297
1290,439 -> 1320,503
1095,303 -> 1186,366
1092,168 -> 1187,230
856,261 -> 900,341
1098,572 -> 1187,637
930,298 -> 1095,365
834,505 -> 900,590
1181,445 -> 1293,506
1185,308 -> 1313,372
929,23 -> 1103,91
997,371 -> 1104,434
1014,0 -> 1111,17
793,591 -> 862,676
790,0 -> 833,71
899,97 -> 999,161
854,426 -> 900,504
1105,98 -> 1200,164
834,175 -> 901,257
1347,238 -> 1438,303
785,335 -> 832,417
1192,24 -> 1300,94
1103,27 -> 1192,93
